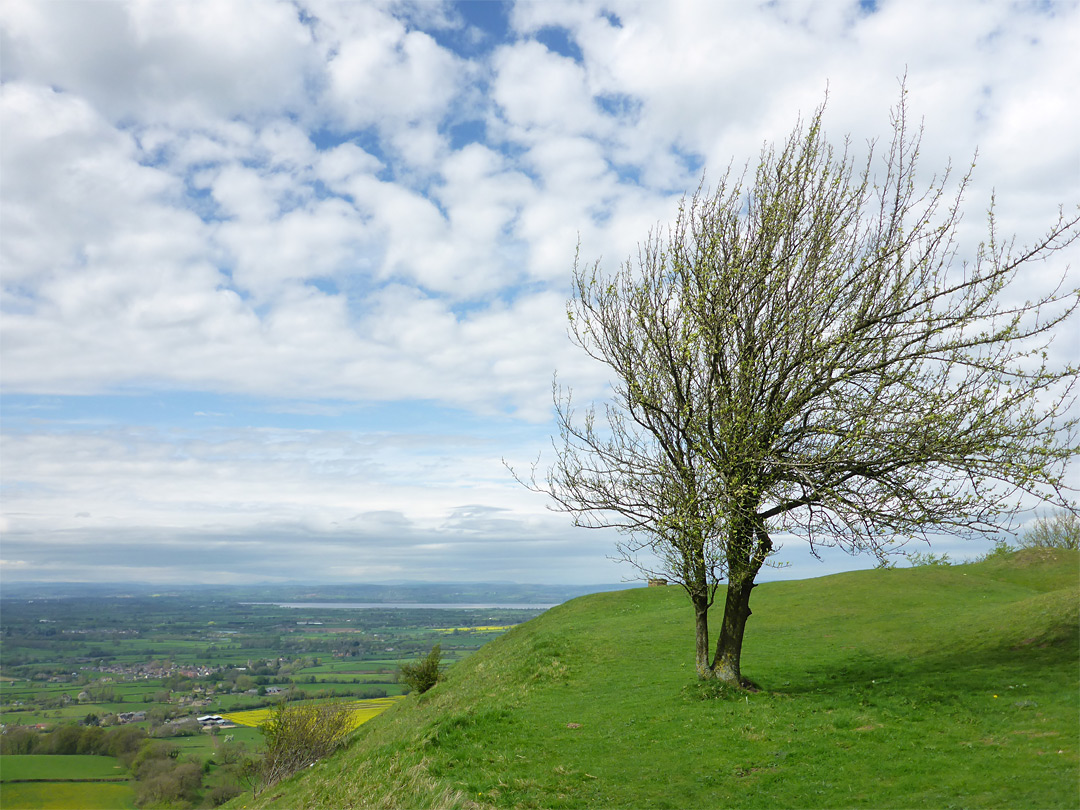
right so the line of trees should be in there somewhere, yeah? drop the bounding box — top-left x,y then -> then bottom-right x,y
0,722 -> 146,758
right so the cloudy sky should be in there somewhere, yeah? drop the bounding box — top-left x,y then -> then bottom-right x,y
2,0 -> 1078,586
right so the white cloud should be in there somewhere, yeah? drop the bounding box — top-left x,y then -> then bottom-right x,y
316,142 -> 385,187
315,1 -> 466,136
2,0 -> 1076,584
0,83 -> 188,284
492,40 -> 602,137
0,0 -> 315,125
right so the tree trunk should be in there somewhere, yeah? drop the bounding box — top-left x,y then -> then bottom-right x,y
692,593 -> 711,679
711,576 -> 754,684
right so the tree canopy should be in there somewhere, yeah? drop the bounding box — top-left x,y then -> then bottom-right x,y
521,91 -> 1079,683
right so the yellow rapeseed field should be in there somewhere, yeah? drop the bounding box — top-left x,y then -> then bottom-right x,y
221,696 -> 402,731
432,625 -> 514,633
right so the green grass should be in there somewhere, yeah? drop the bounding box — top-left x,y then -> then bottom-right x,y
0,756 -> 133,810
0,781 -> 136,809
227,549 -> 1079,810
0,755 -> 127,782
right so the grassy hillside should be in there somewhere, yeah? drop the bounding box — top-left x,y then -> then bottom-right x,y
231,550 -> 1079,809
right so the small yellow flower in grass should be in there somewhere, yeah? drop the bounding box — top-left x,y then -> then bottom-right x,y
993,694 -> 998,698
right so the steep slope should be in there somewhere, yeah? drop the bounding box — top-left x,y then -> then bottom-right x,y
233,550 -> 1079,809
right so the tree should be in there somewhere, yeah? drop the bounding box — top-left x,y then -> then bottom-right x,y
102,724 -> 148,764
398,643 -> 443,694
525,90 -> 1079,684
48,724 -> 84,755
0,727 -> 37,755
254,701 -> 355,792
1019,511 -> 1080,549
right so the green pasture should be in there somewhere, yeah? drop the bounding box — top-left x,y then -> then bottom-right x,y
300,661 -> 382,674
230,549 -> 1080,810
165,726 -> 263,757
338,659 -> 399,671
0,755 -> 127,782
308,660 -> 401,673
208,694 -> 264,712
284,681 -> 400,696
210,725 -> 264,749
0,709 -> 71,727
305,674 -> 393,683
220,648 -> 284,661
0,781 -> 136,810
0,684 -> 79,701
114,684 -> 171,701
0,703 -> 150,727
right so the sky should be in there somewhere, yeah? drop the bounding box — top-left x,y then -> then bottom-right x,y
1,0 -> 1078,587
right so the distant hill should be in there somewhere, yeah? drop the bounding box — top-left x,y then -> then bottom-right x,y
230,549 -> 1080,809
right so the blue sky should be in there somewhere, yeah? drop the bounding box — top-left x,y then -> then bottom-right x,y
1,0 -> 1078,585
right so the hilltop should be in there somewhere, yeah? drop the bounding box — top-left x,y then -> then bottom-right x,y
231,550 -> 1079,809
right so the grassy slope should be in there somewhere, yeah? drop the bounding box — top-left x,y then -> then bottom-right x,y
231,550 -> 1079,809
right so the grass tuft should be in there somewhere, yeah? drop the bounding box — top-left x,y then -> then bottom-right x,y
680,679 -> 748,702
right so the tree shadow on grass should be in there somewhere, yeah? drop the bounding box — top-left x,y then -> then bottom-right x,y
765,629 -> 1077,702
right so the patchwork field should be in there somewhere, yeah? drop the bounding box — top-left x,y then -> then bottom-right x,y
0,586 -> 556,808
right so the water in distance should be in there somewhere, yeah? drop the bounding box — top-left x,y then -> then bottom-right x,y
241,601 -> 555,610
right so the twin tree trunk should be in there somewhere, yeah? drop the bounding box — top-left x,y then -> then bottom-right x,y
693,576 -> 755,683
693,517 -> 769,684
